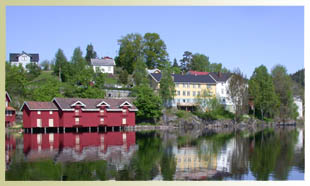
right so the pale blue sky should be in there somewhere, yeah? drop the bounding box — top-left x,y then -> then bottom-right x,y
6,6 -> 304,77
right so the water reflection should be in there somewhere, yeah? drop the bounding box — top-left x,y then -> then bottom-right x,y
5,127 -> 304,180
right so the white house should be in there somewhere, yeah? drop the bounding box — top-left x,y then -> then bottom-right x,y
208,72 -> 234,113
91,57 -> 115,74
294,96 -> 303,119
9,51 -> 39,69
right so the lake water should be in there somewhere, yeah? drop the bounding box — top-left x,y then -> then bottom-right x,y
5,126 -> 304,180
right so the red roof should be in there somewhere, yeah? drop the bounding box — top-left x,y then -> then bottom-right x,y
53,97 -> 137,110
23,101 -> 58,110
6,106 -> 15,111
188,71 -> 209,75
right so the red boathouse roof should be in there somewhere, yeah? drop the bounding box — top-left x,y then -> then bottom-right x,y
52,97 -> 137,111
21,101 -> 59,111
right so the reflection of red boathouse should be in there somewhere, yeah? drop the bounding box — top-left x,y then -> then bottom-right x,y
5,92 -> 16,127
23,132 -> 137,164
5,134 -> 16,170
21,97 -> 137,130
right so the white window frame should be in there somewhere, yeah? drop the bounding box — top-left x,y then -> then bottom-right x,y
122,118 -> 126,125
49,110 -> 53,115
37,119 -> 42,127
37,111 -> 41,115
49,119 -> 54,127
75,117 -> 79,124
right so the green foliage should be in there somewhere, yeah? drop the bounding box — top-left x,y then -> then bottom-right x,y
40,60 -> 50,70
180,51 -> 192,72
227,69 -> 249,122
159,65 -> 175,107
85,43 -> 97,65
25,63 -> 41,81
133,84 -> 162,123
53,49 -> 70,82
93,71 -> 106,89
290,68 -> 304,87
116,33 -> 144,74
271,65 -> 297,120
249,65 -> 279,120
31,78 -> 63,101
118,69 -> 129,85
133,57 -> 148,86
79,86 -> 106,98
189,53 -> 210,72
143,33 -> 169,69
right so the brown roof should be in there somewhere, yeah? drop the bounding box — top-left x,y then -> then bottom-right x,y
6,106 -> 15,111
24,101 -> 58,110
53,98 -> 136,110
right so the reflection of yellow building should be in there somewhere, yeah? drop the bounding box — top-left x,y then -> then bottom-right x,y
149,73 -> 216,109
173,146 -> 217,180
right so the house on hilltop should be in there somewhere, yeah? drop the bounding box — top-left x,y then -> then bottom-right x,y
91,56 -> 115,74
5,91 -> 16,127
10,51 -> 39,68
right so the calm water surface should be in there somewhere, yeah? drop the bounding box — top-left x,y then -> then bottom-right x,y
5,127 -> 304,180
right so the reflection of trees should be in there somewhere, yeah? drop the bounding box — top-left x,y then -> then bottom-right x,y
117,131 -> 163,180
6,159 -> 62,180
230,135 -> 250,180
249,128 -> 299,180
160,144 -> 176,180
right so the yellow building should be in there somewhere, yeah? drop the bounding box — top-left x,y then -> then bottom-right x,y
149,73 -> 217,109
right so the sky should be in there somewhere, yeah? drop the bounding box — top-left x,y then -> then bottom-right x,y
6,6 -> 304,77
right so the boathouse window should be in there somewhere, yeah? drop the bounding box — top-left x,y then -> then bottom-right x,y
100,118 -> 104,123
37,134 -> 42,144
37,119 -> 42,127
49,134 -> 54,143
122,118 -> 126,125
49,119 -> 54,127
100,109 -> 104,115
5,101 -> 8,107
37,111 -> 41,115
75,117 -> 79,124
49,111 -> 53,115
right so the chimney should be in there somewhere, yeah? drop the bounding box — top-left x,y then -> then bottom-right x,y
218,71 -> 222,77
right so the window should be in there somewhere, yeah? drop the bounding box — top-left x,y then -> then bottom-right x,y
221,89 -> 224,94
122,118 -> 127,125
187,83 -> 190,88
193,91 -> 196,96
187,91 -> 190,96
5,101 -> 8,107
48,119 -> 54,127
177,91 -> 180,96
198,91 -> 200,96
176,83 -> 179,88
193,84 -> 196,88
100,109 -> 104,115
123,133 -> 127,140
49,110 -> 53,115
75,117 -> 79,124
37,111 -> 41,115
183,99 -> 186,103
183,83 -> 185,88
37,134 -> 42,144
198,84 -> 201,88
100,118 -> 104,124
207,85 -> 211,89
183,91 -> 186,96
37,119 -> 42,127
108,66 -> 111,71
75,109 -> 79,113
49,134 -> 54,143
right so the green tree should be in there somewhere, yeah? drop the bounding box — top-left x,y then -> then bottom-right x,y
143,33 -> 169,69
180,51 -> 192,72
271,65 -> 298,121
119,69 -> 129,85
116,33 -> 144,74
53,49 -> 70,82
249,65 -> 279,120
25,63 -> 41,81
70,47 -> 93,87
133,57 -> 148,86
31,79 -> 63,101
40,60 -> 50,71
159,65 -> 175,107
80,86 -> 106,98
188,53 -> 210,72
133,84 -> 162,123
227,69 -> 249,122
93,71 -> 106,89
85,43 -> 97,65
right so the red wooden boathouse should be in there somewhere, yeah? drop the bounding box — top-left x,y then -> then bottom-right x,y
5,92 -> 16,127
21,97 -> 137,130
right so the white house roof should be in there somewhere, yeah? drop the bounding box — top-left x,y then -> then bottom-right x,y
91,57 -> 115,66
